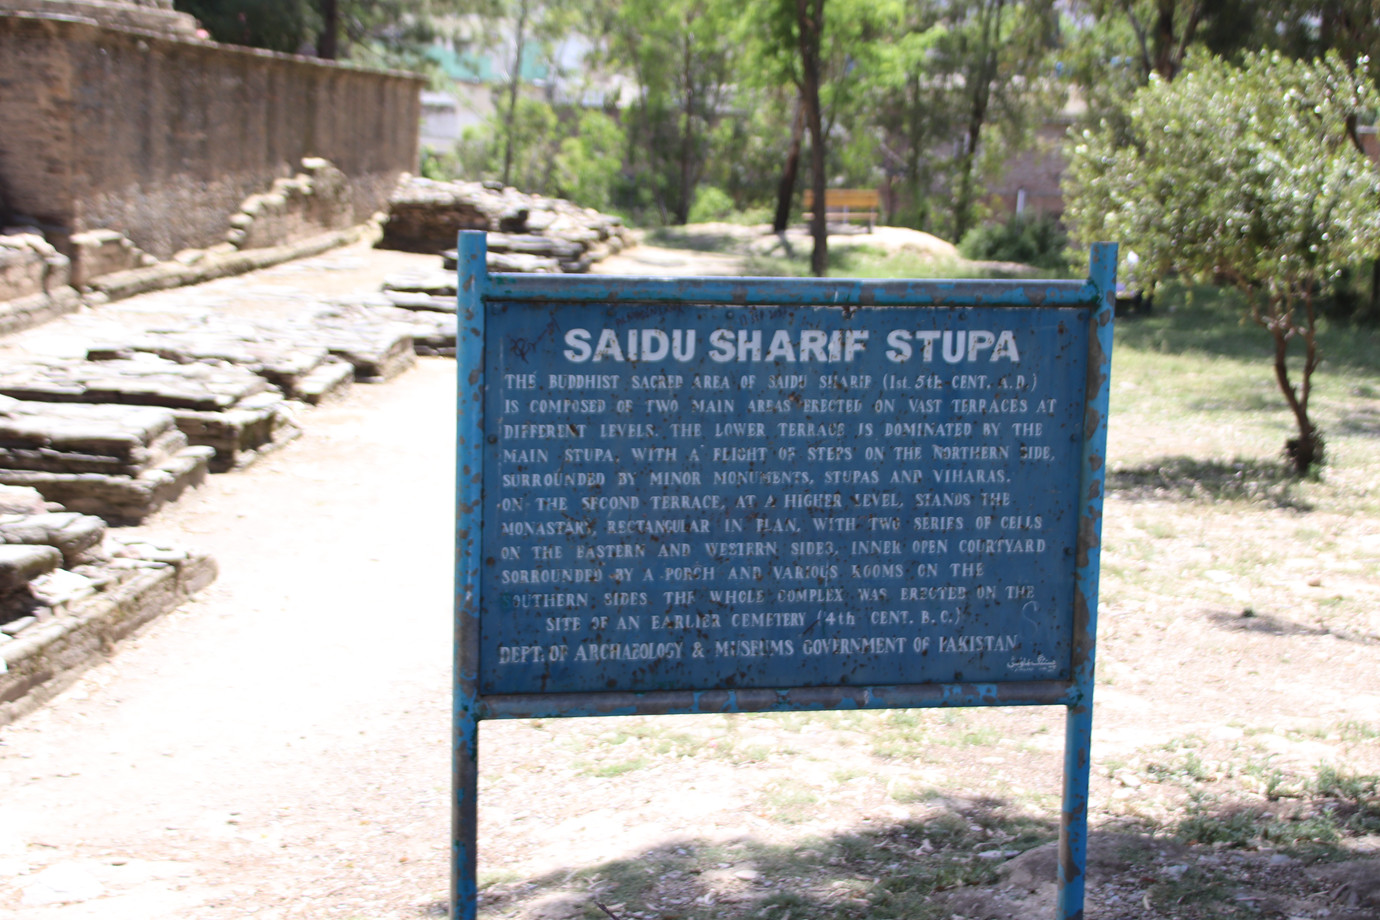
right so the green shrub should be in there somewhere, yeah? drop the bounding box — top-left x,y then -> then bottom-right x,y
958,214 -> 1070,271
687,186 -> 736,223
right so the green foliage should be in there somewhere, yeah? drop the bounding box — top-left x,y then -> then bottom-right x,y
458,97 -> 559,193
1067,51 -> 1380,296
175,0 -> 320,53
554,111 -> 625,212
596,0 -> 738,224
419,146 -> 463,181
958,213 -> 1070,270
175,0 -> 462,62
686,186 -> 735,223
1066,50 -> 1380,473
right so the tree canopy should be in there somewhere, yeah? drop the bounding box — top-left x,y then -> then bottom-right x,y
1066,51 -> 1380,472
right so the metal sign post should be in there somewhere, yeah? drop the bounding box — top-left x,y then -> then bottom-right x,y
455,231 -> 1115,919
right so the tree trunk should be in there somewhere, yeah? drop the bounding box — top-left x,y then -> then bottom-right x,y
675,30 -> 697,225
502,0 -> 531,189
1268,299 -> 1324,475
953,111 -> 984,242
797,0 -> 828,277
773,99 -> 805,233
1368,257 -> 1380,322
1152,0 -> 1177,80
952,0 -> 1001,242
317,0 -> 338,59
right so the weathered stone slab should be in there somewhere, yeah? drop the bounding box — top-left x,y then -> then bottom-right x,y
171,392 -> 301,472
68,229 -> 154,288
0,512 -> 107,567
0,357 -> 270,411
0,445 -> 215,524
0,536 -> 218,726
382,290 -> 455,313
476,232 -> 585,261
88,334 -> 331,396
0,485 -> 51,515
0,360 -> 304,469
0,544 -> 61,593
382,271 -> 457,296
0,397 -> 186,475
292,358 -> 357,404
310,303 -> 456,358
379,177 -> 632,266
0,230 -> 71,302
292,317 -> 416,382
0,397 -> 213,521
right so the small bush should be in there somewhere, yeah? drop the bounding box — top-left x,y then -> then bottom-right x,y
687,185 -> 736,223
959,214 -> 1071,271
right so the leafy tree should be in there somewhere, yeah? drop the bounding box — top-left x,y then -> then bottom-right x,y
554,110 -> 626,212
458,97 -> 562,194
795,0 -> 829,275
1065,51 -> 1380,474
175,0 -> 320,53
737,0 -> 894,272
490,1 -> 571,185
1072,0 -> 1262,83
593,0 -> 737,225
856,0 -> 1059,240
864,7 -> 948,229
935,0 -> 1059,240
176,0 -> 469,65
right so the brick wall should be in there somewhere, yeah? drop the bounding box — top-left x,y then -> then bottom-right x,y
0,12 -> 423,259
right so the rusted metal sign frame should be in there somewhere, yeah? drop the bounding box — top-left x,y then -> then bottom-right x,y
454,231 -> 1116,920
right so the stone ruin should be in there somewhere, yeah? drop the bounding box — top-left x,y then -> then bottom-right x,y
0,171 -> 646,527
0,291 -> 464,525
0,157 -> 384,334
0,169 -> 641,718
0,0 -> 199,38
381,176 -> 634,273
0,483 -> 216,725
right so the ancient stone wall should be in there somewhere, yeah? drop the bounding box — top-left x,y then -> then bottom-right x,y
0,11 -> 424,260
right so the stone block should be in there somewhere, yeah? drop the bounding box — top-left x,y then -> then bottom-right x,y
171,393 -> 299,471
0,485 -> 52,514
0,544 -> 62,593
88,332 -> 334,401
0,445 -> 214,524
293,358 -> 355,405
0,357 -> 271,412
0,512 -> 108,567
68,229 -> 148,288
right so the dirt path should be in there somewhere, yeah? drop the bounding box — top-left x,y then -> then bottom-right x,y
0,241 -> 1375,920
0,246 -> 457,918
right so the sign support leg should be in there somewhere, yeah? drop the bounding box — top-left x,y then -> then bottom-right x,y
452,706 -> 479,920
452,230 -> 488,920
1056,701 -> 1093,919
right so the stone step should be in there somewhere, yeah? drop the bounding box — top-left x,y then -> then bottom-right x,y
0,357 -> 270,412
0,445 -> 215,524
87,333 -> 334,401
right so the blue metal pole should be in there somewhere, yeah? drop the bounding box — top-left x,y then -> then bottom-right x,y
452,231 -> 488,920
1057,242 -> 1116,920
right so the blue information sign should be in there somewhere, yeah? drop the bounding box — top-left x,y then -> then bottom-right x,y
453,233 -> 1116,920
480,302 -> 1089,696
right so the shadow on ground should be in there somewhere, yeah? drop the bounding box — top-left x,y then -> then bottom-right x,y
473,793 -> 1380,920
646,227 -> 754,253
1203,606 -> 1376,644
1107,456 -> 1309,510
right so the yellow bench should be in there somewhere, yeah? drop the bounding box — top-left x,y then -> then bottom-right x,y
802,188 -> 880,232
